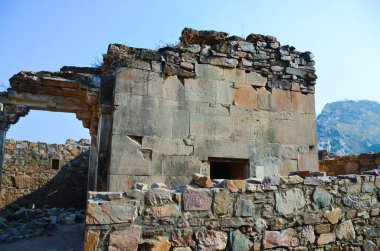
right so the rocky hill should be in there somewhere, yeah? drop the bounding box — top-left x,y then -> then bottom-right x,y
317,100 -> 380,155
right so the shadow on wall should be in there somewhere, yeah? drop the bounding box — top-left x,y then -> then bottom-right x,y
0,140 -> 90,210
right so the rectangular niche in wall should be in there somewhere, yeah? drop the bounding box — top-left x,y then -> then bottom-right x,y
209,157 -> 250,180
51,158 -> 60,170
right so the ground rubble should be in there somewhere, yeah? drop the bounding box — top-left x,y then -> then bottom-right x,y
0,205 -> 85,243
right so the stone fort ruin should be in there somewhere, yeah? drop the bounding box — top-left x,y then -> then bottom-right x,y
0,28 -> 318,192
3,29 -> 378,250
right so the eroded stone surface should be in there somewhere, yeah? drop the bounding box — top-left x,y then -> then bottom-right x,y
108,225 -> 142,251
198,230 -> 227,250
263,228 -> 299,248
275,188 -> 306,215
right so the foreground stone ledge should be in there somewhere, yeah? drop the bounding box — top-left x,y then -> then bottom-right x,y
85,174 -> 380,250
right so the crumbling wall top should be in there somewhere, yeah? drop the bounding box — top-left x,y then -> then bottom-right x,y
103,27 -> 316,94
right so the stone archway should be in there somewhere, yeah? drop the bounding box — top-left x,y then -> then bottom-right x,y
0,66 -> 111,192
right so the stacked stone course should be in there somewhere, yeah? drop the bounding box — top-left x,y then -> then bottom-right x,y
85,174 -> 380,250
320,152 -> 380,176
0,139 -> 89,208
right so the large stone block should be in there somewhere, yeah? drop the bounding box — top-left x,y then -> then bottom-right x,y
194,139 -> 252,160
163,156 -> 202,176
163,75 -> 185,100
274,119 -> 299,145
145,188 -> 173,206
183,189 -> 212,211
235,197 -> 255,217
275,188 -> 306,215
86,200 -> 139,225
280,159 -> 298,176
291,92 -> 315,114
313,187 -> 334,208
173,112 -> 190,139
108,225 -> 142,251
229,230 -> 253,251
195,63 -> 223,80
197,230 -> 228,250
115,68 -> 148,95
109,135 -> 151,176
298,152 -> 319,172
142,136 -> 193,155
233,83 -> 257,108
257,87 -> 271,110
147,71 -> 164,97
184,78 -> 234,104
298,114 -> 317,146
263,228 -> 299,248
190,113 -> 254,141
213,189 -> 229,215
271,88 -> 290,111
113,105 -> 173,138
199,103 -> 230,116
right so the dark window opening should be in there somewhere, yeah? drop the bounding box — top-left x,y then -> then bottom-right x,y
209,158 -> 249,180
51,159 -> 60,170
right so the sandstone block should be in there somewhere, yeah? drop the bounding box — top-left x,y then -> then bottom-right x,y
163,76 -> 185,100
336,220 -> 356,241
86,200 -> 139,225
108,225 -> 141,251
144,189 -> 172,206
184,78 -> 234,104
275,188 -> 306,215
233,84 -> 257,108
192,173 -> 213,188
246,72 -> 267,87
323,207 -> 342,224
195,63 -> 223,80
317,233 -> 336,245
149,204 -> 179,217
280,175 -> 303,184
226,180 -> 246,193
171,229 -> 195,247
183,189 -> 212,211
84,230 -> 100,251
149,236 -> 171,251
271,88 -> 290,111
263,228 -> 299,248
315,224 -> 331,234
213,189 -> 229,215
198,230 -> 227,250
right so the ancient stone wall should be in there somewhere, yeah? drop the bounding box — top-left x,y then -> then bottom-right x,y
320,152 -> 380,176
84,174 -> 380,250
107,28 -> 318,191
0,139 -> 90,208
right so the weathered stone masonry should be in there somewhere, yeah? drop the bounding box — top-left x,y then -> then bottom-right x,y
107,28 -> 318,190
0,28 -> 319,192
85,175 -> 380,250
0,139 -> 89,208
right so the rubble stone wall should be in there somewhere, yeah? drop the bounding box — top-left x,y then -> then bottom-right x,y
0,139 -> 90,208
107,28 -> 319,191
320,152 -> 380,176
84,175 -> 380,250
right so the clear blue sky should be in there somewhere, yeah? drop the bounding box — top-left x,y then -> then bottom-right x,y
1,0 -> 379,143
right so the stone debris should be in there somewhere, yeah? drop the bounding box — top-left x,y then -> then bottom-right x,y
0,206 -> 85,243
